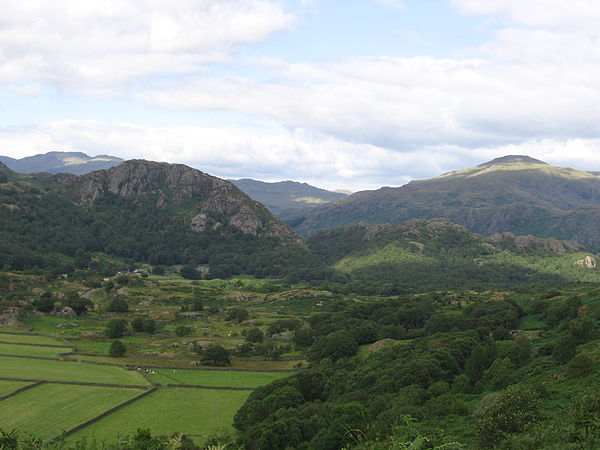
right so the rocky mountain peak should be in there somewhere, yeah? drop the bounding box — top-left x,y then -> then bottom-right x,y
54,159 -> 296,238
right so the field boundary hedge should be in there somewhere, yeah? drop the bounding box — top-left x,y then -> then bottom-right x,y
165,383 -> 255,391
0,340 -> 73,349
62,386 -> 158,437
0,380 -> 44,401
0,376 -> 147,390
67,353 -> 299,372
0,331 -> 74,349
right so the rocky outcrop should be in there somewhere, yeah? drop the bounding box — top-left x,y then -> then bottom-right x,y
54,160 -> 296,238
574,255 -> 597,269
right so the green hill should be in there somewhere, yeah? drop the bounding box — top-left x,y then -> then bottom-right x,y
290,155 -> 600,251
308,219 -> 600,291
0,160 -> 318,278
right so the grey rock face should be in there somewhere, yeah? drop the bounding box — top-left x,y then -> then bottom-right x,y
55,160 -> 296,238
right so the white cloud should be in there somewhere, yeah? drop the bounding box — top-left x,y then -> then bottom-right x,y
135,0 -> 600,154
4,121 -> 600,191
0,0 -> 293,95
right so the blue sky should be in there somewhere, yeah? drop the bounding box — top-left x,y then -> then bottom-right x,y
1,0 -> 600,191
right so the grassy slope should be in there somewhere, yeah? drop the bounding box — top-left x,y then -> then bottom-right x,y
0,380 -> 32,397
0,343 -> 71,358
0,384 -> 140,438
147,368 -> 289,388
0,332 -> 69,346
0,356 -> 148,386
69,387 -> 251,442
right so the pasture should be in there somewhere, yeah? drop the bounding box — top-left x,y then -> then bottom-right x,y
0,342 -> 71,358
0,380 -> 32,397
0,355 -> 148,386
70,387 -> 250,442
147,368 -> 289,388
0,332 -> 68,346
0,383 -> 142,439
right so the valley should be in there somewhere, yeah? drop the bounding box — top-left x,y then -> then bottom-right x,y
0,156 -> 598,449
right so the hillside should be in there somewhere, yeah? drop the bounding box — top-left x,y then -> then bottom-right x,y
308,219 -> 600,292
0,160 -> 317,278
231,178 -> 348,217
290,155 -> 600,250
0,151 -> 123,175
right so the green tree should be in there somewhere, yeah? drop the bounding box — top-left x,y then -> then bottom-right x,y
180,265 -> 201,280
109,340 -> 126,357
476,385 -> 542,446
552,333 -> 577,364
33,292 -> 54,313
106,319 -> 128,338
567,353 -> 594,378
201,345 -> 231,366
245,328 -> 264,343
107,297 -> 129,312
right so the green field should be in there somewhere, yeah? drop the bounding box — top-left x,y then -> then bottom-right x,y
147,368 -> 289,388
0,342 -> 72,358
0,380 -> 32,397
0,332 -> 69,346
70,387 -> 250,442
0,384 -> 141,438
0,356 -> 148,386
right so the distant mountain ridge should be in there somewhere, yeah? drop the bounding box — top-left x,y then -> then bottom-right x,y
289,155 -> 600,251
0,151 -> 124,175
231,178 -> 348,217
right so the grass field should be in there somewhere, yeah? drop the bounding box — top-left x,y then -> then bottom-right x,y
70,387 -> 250,442
0,383 -> 141,438
0,355 -> 148,386
0,380 -> 32,397
147,368 -> 289,388
0,332 -> 69,346
71,353 -> 304,370
0,343 -> 72,358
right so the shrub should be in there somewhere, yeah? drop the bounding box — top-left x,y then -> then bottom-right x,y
109,340 -> 126,357
552,333 -> 577,364
567,353 -> 594,378
106,319 -> 128,338
476,385 -> 542,446
201,345 -> 231,366
107,297 -> 129,312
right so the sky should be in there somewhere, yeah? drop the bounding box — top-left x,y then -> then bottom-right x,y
1,0 -> 600,191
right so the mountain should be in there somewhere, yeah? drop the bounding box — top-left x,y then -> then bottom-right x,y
290,155 -> 600,250
0,160 -> 319,278
230,178 -> 348,217
0,151 -> 124,175
307,219 -> 600,291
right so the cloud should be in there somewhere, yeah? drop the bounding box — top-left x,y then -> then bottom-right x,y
135,0 -> 600,154
0,0 -> 293,95
375,0 -> 407,10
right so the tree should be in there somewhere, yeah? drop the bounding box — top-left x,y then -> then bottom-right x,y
201,345 -> 231,366
180,265 -> 201,280
33,292 -> 54,313
476,385 -> 542,446
553,333 -> 577,364
107,297 -> 129,312
152,265 -> 166,275
106,319 -> 128,338
567,353 -> 593,378
226,308 -> 249,323
109,340 -> 126,357
246,328 -> 264,343
132,318 -> 156,334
